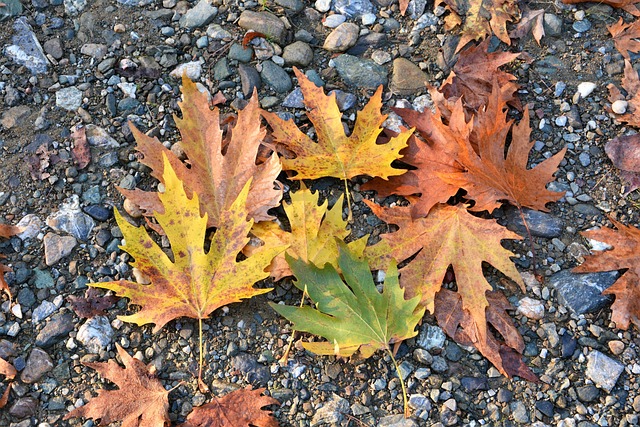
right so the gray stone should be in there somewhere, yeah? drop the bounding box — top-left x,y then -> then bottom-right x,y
407,0 -> 427,18
378,414 -> 419,427
282,41 -> 313,66
586,350 -> 624,392
322,14 -> 346,28
572,19 -> 591,33
3,17 -> 49,74
544,13 -> 563,36
86,125 -> 119,148
239,64 -> 262,97
56,87 -> 83,111
43,233 -> 77,266
238,11 -> 287,45
170,61 -> 202,81
505,207 -> 564,238
510,401 -> 529,424
63,0 -> 86,14
333,54 -> 387,89
36,312 -> 75,347
213,58 -> 233,81
9,397 -> 37,419
228,43 -> 254,63
333,0 -> 373,17
275,0 -> 304,12
311,394 -> 350,426
21,347 -> 53,383
390,58 -> 427,95
179,0 -> 218,29
77,316 -> 114,353
549,270 -> 617,315
232,352 -> 270,386
323,23 -> 360,52
329,90 -> 357,111
413,348 -> 433,365
16,214 -> 43,240
534,55 -> 565,75
418,324 -> 446,351
282,87 -> 304,108
431,356 -> 448,373
347,32 -> 387,56
260,61 -> 292,93
0,0 -> 22,22
1,105 -> 31,129
207,23 -> 232,40
43,38 -> 63,59
33,268 -> 53,289
80,43 -> 107,60
46,195 -> 95,241
577,384 -> 600,402
32,300 -> 57,323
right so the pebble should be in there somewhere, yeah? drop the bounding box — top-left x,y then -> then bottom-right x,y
171,61 -> 202,81
179,0 -> 218,29
549,270 -> 617,315
21,347 -> 53,383
310,394 -> 350,426
315,0 -> 331,12
611,99 -> 628,114
544,13 -> 563,36
46,196 -> 95,241
4,17 -> 49,74
323,23 -> 360,52
80,43 -> 107,60
362,13 -> 376,25
228,43 -> 254,63
577,82 -> 596,98
239,64 -> 262,96
572,19 -> 591,33
505,207 -> 564,238
332,54 -> 388,89
516,297 -> 545,320
282,41 -> 313,67
577,385 -> 600,402
1,106 -> 31,129
282,87 -> 304,108
323,14 -> 346,28
390,58 -> 427,95
55,86 -> 83,111
43,38 -> 64,60
586,350 -> 624,392
260,60 -> 292,93
418,324 -> 446,351
232,352 -> 270,386
35,312 -> 75,347
32,300 -> 58,324
510,401 -> 530,424
378,414 -> 419,426
536,400 -> 554,417
461,376 -> 488,391
0,0 -> 22,21
237,10 -> 287,44
371,50 -> 392,65
608,340 -> 625,355
43,233 -> 77,266
77,316 -> 114,353
333,0 -> 373,17
9,397 -> 38,418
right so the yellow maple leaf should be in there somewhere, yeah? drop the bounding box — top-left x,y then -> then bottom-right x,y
246,185 -> 367,281
262,68 -> 412,181
92,154 -> 286,333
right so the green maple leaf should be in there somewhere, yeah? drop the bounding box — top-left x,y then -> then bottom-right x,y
270,245 -> 424,359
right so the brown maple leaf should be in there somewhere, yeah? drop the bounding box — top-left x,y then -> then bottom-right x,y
67,287 -> 119,319
509,8 -> 545,46
432,39 -> 521,118
119,75 -> 282,228
436,0 -> 520,52
365,83 -> 566,216
608,60 -> 640,127
562,0 -> 640,17
573,219 -> 640,330
0,224 -> 21,300
0,356 -> 16,409
605,133 -> 640,194
608,18 -> 640,61
65,344 -> 170,427
179,387 -> 279,427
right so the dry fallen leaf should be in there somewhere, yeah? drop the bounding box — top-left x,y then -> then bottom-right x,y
92,155 -> 285,333
65,344 -> 170,427
263,68 -> 412,181
608,18 -> 640,61
608,60 -> 640,127
0,224 -> 20,300
0,356 -> 16,409
605,133 -> 640,194
574,219 -> 640,330
562,0 -> 640,17
67,288 -> 119,319
179,387 -> 279,427
509,8 -> 545,45
246,185 -> 366,281
120,75 -> 282,228
71,126 -> 91,169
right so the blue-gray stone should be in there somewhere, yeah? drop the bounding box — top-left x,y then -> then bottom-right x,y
33,268 -> 54,289
586,350 -> 624,392
333,0 -> 373,18
83,205 -> 112,222
418,325 -> 446,351
260,61 -> 292,93
82,185 -> 101,204
228,43 -> 253,63
213,57 -> 233,81
505,207 -> 564,238
305,70 -> 324,87
329,90 -> 357,111
32,300 -> 57,324
3,17 -> 49,74
36,312 -> 74,347
232,352 -> 270,386
46,196 -> 95,241
63,0 -> 86,15
534,56 -> 565,75
55,87 -> 83,111
549,270 -> 618,315
572,19 -> 591,33
0,0 -> 22,21
461,376 -> 488,392
179,0 -> 218,29
333,54 -> 387,89
282,87 -> 304,108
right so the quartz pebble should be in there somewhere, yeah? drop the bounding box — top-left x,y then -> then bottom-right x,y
577,82 -> 596,98
612,99 -> 628,114
516,297 -> 545,320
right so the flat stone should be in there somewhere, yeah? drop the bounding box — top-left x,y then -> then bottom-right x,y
323,14 -> 346,28
238,11 -> 286,45
213,57 -> 232,81
36,312 -> 75,347
32,300 -> 58,323
544,13 -> 563,36
549,270 -> 617,315
390,58 -> 427,95
228,43 -> 253,63
516,297 -> 545,320
510,401 -> 529,424
239,64 -> 261,97
77,316 -> 114,353
323,22 -> 359,52
418,324 -> 446,351
179,0 -> 218,29
232,352 -> 270,386
378,414 -> 419,426
311,394 -> 350,426
43,38 -> 63,59
333,54 -> 387,89
577,384 -> 600,402
461,376 -> 488,391
9,397 -> 37,419
80,43 -> 107,60
64,0 -> 86,14
275,0 -> 304,12
16,214 -> 43,240
85,125 -> 119,148
586,350 -> 624,392
260,60 -> 292,93
282,87 -> 304,108
3,17 -> 49,74
43,233 -> 77,266
505,207 -> 564,238
21,347 -> 53,383
171,61 -> 202,81
55,87 -> 83,111
282,41 -> 313,66
1,105 -> 31,129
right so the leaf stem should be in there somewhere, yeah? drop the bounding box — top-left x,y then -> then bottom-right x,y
517,206 -> 539,281
343,178 -> 352,221
387,348 -> 409,418
278,285 -> 309,365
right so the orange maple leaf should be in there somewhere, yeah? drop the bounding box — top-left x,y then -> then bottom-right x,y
262,68 -> 412,181
573,219 -> 640,330
562,0 -> 640,17
0,356 -> 16,409
365,83 -> 566,216
120,75 -> 282,228
608,18 -> 640,61
92,156 -> 285,333
364,203 -> 524,345
179,387 -> 279,427
608,60 -> 640,127
65,344 -> 170,427
0,224 -> 21,300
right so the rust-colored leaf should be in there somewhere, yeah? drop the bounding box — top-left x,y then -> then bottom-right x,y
605,133 -> 640,194
364,203 -> 524,349
179,387 -> 279,427
64,344 -> 170,427
436,0 -> 520,52
71,126 -> 91,169
92,156 -> 285,333
0,224 -> 20,300
119,75 -> 282,228
242,31 -> 266,49
608,60 -> 640,127
0,356 -> 16,409
399,0 -> 409,15
509,8 -> 545,45
67,288 -> 119,319
562,0 -> 640,17
608,18 -> 640,61
574,219 -> 640,330
262,68 -> 412,181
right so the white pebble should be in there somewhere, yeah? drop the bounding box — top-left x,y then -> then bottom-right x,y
323,14 -> 346,28
612,99 -> 628,115
555,116 -> 567,127
315,0 -> 331,12
577,82 -> 596,98
516,297 -> 545,320
362,13 -> 376,26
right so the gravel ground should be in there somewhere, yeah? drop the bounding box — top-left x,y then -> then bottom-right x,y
1,0 -> 640,426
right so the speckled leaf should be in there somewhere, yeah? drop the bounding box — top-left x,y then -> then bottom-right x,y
245,185 -> 367,280
270,245 -> 424,358
262,68 -> 412,181
92,155 -> 285,333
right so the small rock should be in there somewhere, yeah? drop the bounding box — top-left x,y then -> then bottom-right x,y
0,0 -> 23,21
577,82 -> 596,98
378,414 -> 419,426
232,352 -> 270,386
497,388 -> 513,402
561,331 -> 578,358
77,316 -> 114,353
549,270 -> 617,315
577,384 -> 600,402
362,12 -> 376,25
315,0 -> 331,12
170,61 -> 202,81
323,23 -> 359,52
608,340 -> 625,355
1,105 -> 31,129
390,58 -> 427,95
36,312 -> 75,347
505,207 -> 564,238
329,90 -> 357,110
43,233 -> 77,266
80,43 -> 107,60
179,0 -> 218,29
310,394 -> 350,426
86,124 -> 120,148
612,99 -> 628,115
228,43 -> 254,63
9,397 -> 38,419
213,58 -> 233,81
333,0 -> 373,18
323,14 -> 346,28
282,87 -> 304,108
43,38 -> 63,59
516,297 -> 545,320
510,401 -> 529,424
418,324 -> 446,351
536,400 -> 554,417
207,24 -> 232,40
260,60 -> 292,93
21,347 -> 53,383
282,41 -> 313,67
238,11 -> 287,45
4,17 -> 49,74
239,64 -> 262,97
572,19 -> 591,33
56,87 -> 83,111
46,195 -> 95,241
332,54 -> 387,89
544,13 -> 563,36
461,376 -> 488,391
371,50 -> 392,65
586,350 -> 624,392
32,300 -> 58,323
275,0 -> 304,12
